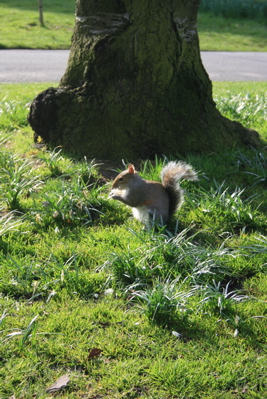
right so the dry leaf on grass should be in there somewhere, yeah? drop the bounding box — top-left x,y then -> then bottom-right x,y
46,374 -> 70,393
88,348 -> 103,359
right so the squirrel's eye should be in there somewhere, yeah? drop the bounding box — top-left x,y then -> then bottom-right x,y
118,177 -> 124,182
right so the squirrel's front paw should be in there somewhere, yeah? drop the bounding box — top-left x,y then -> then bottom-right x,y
109,195 -> 121,201
109,188 -> 124,200
109,190 -> 120,201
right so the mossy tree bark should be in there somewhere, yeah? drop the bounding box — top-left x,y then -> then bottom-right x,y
28,0 -> 260,160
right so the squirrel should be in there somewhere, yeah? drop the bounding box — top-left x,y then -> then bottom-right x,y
109,161 -> 198,225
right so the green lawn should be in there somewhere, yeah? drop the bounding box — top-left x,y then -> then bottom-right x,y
0,0 -> 266,51
0,0 -> 75,49
198,12 -> 267,51
0,82 -> 266,398
0,1 -> 267,397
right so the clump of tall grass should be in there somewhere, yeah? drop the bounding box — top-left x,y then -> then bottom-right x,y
38,146 -> 66,177
34,161 -> 113,228
3,315 -> 39,348
233,148 -> 267,188
215,92 -> 267,131
0,99 -> 29,132
35,176 -> 102,227
0,208 -> 23,237
186,182 -> 264,234
131,276 -> 195,328
199,0 -> 267,21
103,228 -> 236,290
131,276 -> 251,328
197,280 -> 249,317
0,152 -> 43,210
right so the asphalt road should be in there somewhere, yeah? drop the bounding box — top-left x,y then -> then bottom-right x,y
0,49 -> 267,83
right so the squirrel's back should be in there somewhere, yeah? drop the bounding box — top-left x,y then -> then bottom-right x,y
160,161 -> 198,217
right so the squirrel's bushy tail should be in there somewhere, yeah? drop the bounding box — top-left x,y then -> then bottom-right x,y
160,161 -> 198,217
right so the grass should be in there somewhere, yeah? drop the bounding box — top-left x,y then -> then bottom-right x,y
198,12 -> 267,51
0,82 -> 266,398
0,0 -> 267,51
212,82 -> 267,140
0,0 -> 75,49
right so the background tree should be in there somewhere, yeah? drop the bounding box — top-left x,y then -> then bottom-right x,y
39,0 -> 44,27
28,0 -> 260,160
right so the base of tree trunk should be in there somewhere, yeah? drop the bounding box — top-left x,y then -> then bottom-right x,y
28,84 -> 260,160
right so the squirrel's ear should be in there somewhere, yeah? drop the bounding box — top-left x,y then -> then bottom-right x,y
128,164 -> 135,174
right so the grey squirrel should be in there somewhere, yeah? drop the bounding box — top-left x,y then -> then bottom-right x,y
109,161 -> 198,225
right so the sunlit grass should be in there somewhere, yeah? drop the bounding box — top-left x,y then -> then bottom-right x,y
213,82 -> 267,141
0,83 -> 266,398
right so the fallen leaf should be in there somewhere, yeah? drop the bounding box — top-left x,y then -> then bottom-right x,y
88,348 -> 103,359
99,321 -> 110,328
46,374 -> 70,393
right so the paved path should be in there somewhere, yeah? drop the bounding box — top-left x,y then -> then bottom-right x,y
0,50 -> 69,83
0,49 -> 267,83
200,51 -> 267,82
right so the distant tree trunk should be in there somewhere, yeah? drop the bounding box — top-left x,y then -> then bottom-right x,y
28,0 -> 260,160
38,0 -> 44,27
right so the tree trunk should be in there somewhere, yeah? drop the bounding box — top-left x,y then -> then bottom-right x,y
28,0 -> 260,160
39,0 -> 44,27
